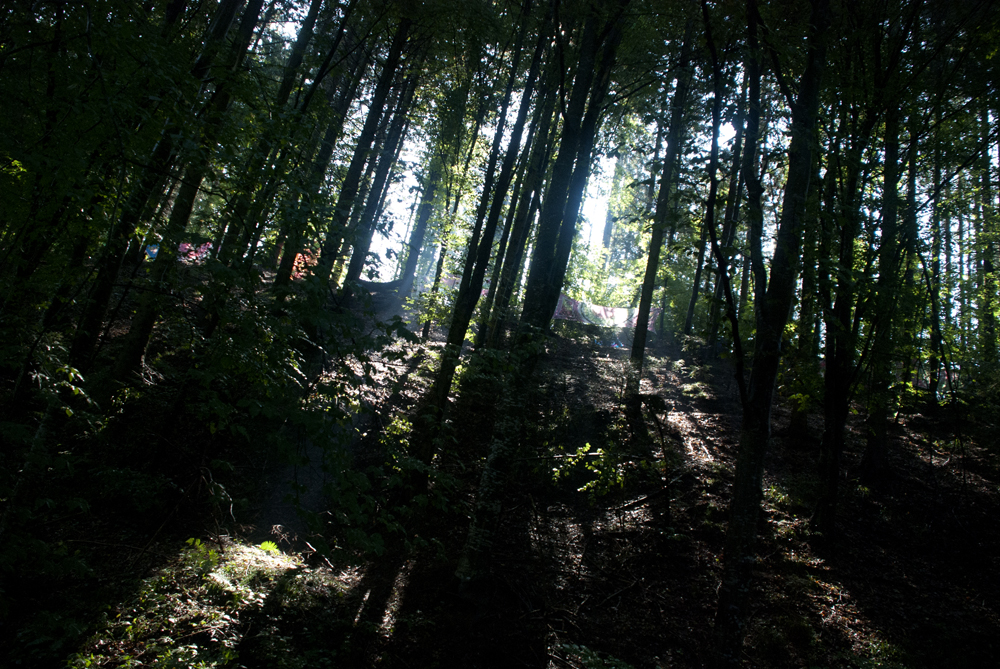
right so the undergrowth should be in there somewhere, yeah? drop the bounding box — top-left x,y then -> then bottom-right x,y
68,538 -> 349,668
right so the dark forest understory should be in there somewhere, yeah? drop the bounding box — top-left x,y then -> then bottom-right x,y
2,0 -> 1000,666
8,314 -> 999,668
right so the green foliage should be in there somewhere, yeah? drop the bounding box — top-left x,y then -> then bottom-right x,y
550,433 -> 660,503
406,286 -> 457,336
857,640 -> 909,669
185,538 -> 221,575
554,643 -> 638,669
68,538 -> 346,669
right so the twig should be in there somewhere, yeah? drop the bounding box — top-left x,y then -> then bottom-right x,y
597,578 -> 641,608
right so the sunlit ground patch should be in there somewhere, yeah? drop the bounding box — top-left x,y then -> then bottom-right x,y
68,538 -> 356,668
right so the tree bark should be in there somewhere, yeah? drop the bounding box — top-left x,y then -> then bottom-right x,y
312,18 -> 411,287
418,2 -> 548,445
345,73 -> 419,283
111,0 -> 267,381
711,0 -> 828,663
521,0 -> 630,332
483,80 -> 557,348
67,0 -> 247,371
518,8 -> 601,331
628,15 -> 694,389
860,107 -> 902,483
273,40 -> 369,294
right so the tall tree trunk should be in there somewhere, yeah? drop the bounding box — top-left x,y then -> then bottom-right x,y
483,80 -> 557,348
456,1 -> 534,298
394,62 -> 484,300
859,107 -> 901,483
929,106 -> 943,398
628,16 -> 694,393
707,81 -> 748,350
345,73 -> 419,283
273,43 -> 369,294
67,0 -> 247,371
474,104 -> 539,347
110,0 -> 267,381
543,10 -> 627,329
417,4 -> 548,453
216,0 -> 327,265
711,0 -> 828,663
683,220 -> 710,336
312,18 -> 411,287
519,8 -> 601,330
813,104 -> 877,534
978,103 -> 998,372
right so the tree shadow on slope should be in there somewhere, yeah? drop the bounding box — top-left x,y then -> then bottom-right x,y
229,329 -> 1000,669
365,329 -> 729,668
741,402 -> 1000,669
815,419 -> 999,668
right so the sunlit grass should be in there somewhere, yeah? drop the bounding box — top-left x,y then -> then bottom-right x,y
68,538 -> 351,668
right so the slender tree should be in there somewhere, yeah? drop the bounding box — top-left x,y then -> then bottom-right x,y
712,0 -> 829,663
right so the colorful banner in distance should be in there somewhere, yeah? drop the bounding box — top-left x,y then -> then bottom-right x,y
144,242 -> 213,263
553,293 -> 660,332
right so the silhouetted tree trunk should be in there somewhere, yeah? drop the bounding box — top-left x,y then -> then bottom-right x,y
346,72 -> 419,283
455,1 -> 535,300
112,0 -> 267,381
215,0 -> 327,265
812,105 -> 876,534
312,17 -> 411,287
978,102 -> 997,371
541,6 -> 627,328
627,13 -> 694,402
67,0 -> 249,372
417,2 -> 548,453
273,40 -> 370,294
707,81 -> 747,351
860,108 -> 902,483
521,0 -> 630,332
474,94 -> 540,347
519,9 -> 601,330
394,65 -> 484,300
483,80 -> 557,348
712,0 -> 828,663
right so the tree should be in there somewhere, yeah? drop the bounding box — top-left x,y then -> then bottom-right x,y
626,13 -> 695,417
711,0 -> 829,663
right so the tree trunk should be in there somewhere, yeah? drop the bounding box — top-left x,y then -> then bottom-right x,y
456,1 -> 534,298
978,102 -> 997,371
707,81 -> 747,351
474,106 -> 537,347
860,107 -> 901,483
313,18 -> 410,287
812,103 -> 877,534
418,3 -> 548,445
711,0 -> 828,663
522,0 -> 630,332
111,0 -> 267,381
346,73 -> 419,283
483,80 -> 557,348
216,0 -> 327,265
394,62 -> 483,301
273,42 -> 369,294
65,0 -> 258,373
683,221 -> 710,337
518,9 -> 601,331
628,15 -> 694,391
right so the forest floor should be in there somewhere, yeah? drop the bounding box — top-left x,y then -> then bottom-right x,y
62,307 -> 1000,668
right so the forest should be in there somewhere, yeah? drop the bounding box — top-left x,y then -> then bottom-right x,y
1,0 -> 998,666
